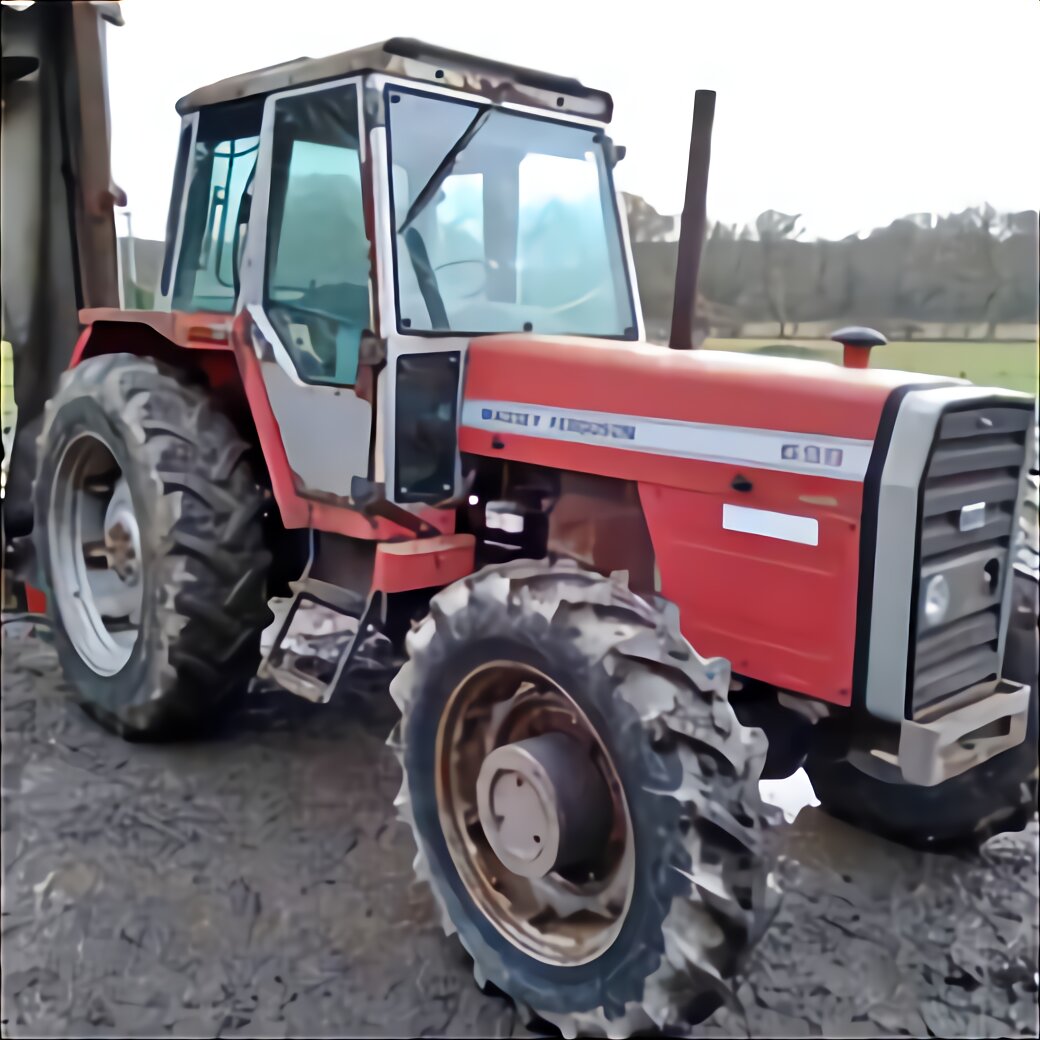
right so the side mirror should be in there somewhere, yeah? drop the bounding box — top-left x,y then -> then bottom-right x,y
831,326 -> 887,369
600,135 -> 626,167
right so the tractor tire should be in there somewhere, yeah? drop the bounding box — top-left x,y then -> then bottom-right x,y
389,558 -> 779,1037
32,353 -> 272,740
806,569 -> 1039,849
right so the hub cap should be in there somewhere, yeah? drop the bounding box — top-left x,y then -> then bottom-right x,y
435,662 -> 635,965
476,733 -> 613,879
49,434 -> 144,675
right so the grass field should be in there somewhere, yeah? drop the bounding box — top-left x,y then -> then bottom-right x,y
703,338 -> 1038,397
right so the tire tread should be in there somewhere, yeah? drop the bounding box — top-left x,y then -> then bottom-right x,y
34,353 -> 272,740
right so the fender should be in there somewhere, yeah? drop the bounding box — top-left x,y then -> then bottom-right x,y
73,309 -> 240,390
70,309 -> 452,547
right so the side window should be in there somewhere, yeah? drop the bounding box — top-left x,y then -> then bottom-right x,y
160,124 -> 192,298
265,83 -> 370,386
173,99 -> 263,313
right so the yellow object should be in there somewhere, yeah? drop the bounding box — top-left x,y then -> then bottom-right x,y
1,339 -> 17,497
0,339 -> 13,389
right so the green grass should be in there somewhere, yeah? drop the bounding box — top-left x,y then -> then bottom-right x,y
703,338 -> 1038,397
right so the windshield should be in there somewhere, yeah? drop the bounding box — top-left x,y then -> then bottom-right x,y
385,87 -> 637,338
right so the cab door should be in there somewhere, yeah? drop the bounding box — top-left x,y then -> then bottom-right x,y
235,78 -> 375,503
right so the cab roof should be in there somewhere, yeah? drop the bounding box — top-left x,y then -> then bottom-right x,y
175,37 -> 613,122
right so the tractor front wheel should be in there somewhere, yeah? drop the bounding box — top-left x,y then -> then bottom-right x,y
806,570 -> 1038,849
389,559 -> 778,1036
32,354 -> 272,739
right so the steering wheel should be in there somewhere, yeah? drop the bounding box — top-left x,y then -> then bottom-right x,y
540,284 -> 607,315
432,258 -> 488,302
433,258 -> 485,272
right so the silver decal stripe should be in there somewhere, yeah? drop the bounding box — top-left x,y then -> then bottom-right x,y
461,399 -> 874,479
723,504 -> 820,545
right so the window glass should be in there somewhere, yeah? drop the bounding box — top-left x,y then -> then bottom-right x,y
387,88 -> 636,337
173,98 -> 262,313
516,154 -> 619,317
265,83 -> 370,385
160,125 -> 192,298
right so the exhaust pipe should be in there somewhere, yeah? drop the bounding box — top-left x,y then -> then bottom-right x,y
669,89 -> 716,350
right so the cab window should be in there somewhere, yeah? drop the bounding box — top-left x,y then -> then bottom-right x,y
173,98 -> 263,313
264,82 -> 370,386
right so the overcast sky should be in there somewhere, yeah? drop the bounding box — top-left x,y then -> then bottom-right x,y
106,0 -> 1039,242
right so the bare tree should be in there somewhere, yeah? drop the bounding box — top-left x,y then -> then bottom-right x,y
622,193 -> 676,243
755,210 -> 801,338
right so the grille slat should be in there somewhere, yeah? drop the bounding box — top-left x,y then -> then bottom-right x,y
910,403 -> 1030,717
921,470 -> 1021,518
913,645 -> 999,710
928,437 -> 1026,477
939,407 -> 1032,439
915,608 -> 1000,673
920,510 -> 1013,558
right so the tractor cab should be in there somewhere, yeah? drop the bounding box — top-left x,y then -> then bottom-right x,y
159,38 -> 639,510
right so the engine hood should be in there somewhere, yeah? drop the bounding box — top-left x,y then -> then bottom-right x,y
464,335 -> 955,440
458,334 -> 960,487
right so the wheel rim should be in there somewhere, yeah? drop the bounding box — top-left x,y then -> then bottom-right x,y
49,433 -> 144,676
435,661 -> 635,966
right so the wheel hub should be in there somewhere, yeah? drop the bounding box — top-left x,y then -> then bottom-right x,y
49,435 -> 143,675
434,661 -> 635,966
477,733 -> 612,879
104,483 -> 141,583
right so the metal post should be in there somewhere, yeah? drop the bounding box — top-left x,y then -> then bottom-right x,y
669,89 -> 716,350
123,209 -> 138,287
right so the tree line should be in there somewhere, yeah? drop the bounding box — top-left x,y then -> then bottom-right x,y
625,195 -> 1039,342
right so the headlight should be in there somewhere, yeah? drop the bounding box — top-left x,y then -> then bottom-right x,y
922,574 -> 950,627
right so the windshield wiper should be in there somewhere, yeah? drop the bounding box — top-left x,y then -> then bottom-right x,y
398,105 -> 491,233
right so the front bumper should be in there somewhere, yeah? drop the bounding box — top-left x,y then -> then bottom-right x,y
850,678 -> 1031,787
897,678 -> 1031,786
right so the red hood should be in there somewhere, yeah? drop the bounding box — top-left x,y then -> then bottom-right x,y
463,334 -> 954,441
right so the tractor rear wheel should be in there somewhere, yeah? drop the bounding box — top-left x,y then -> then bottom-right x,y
389,558 -> 779,1037
806,569 -> 1038,849
32,353 -> 272,739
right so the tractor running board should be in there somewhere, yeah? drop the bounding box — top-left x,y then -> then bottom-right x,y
255,578 -> 390,704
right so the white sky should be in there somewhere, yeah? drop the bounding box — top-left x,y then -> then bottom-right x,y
106,0 -> 1039,242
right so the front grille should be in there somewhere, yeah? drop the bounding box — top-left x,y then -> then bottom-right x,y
910,404 -> 1032,715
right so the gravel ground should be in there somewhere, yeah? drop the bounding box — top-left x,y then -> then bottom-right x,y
2,628 -> 1038,1039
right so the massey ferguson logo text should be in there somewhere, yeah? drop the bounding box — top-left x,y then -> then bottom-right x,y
781,443 -> 845,467
481,408 -> 636,441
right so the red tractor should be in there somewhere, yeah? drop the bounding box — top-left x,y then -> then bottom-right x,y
23,37 -> 1037,1035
